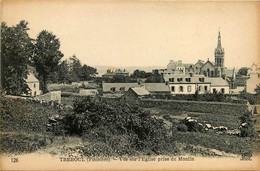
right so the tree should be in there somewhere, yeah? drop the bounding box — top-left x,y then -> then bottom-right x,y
255,84 -> 260,95
56,60 -> 70,83
1,21 -> 34,95
237,67 -> 249,76
145,71 -> 164,83
131,69 -> 151,78
80,64 -> 98,81
32,30 -> 64,93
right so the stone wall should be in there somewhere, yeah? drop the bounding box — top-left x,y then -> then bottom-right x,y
36,91 -> 61,103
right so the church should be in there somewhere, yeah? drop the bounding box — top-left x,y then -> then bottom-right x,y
198,31 -> 225,77
158,30 -> 226,78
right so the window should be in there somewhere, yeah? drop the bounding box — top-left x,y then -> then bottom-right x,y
187,86 -> 192,92
213,88 -> 217,93
119,87 -> 125,92
204,86 -> 208,91
186,78 -> 191,82
110,87 -> 116,93
177,78 -> 183,82
34,84 -> 36,88
199,78 -> 205,82
169,78 -> 174,82
179,86 -> 184,92
34,91 -> 36,97
221,88 -> 225,94
171,86 -> 175,92
198,86 -> 203,91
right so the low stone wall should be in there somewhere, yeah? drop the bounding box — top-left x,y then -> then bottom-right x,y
36,91 -> 61,103
140,99 -> 249,115
79,89 -> 98,96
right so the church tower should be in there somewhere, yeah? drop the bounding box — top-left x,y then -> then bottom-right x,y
215,30 -> 225,68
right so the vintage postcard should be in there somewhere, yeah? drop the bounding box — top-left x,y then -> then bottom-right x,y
0,0 -> 260,170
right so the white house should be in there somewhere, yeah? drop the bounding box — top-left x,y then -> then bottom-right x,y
25,72 -> 41,97
207,77 -> 229,94
164,74 -> 211,95
246,63 -> 260,94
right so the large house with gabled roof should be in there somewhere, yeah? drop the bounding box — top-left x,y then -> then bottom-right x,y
25,72 -> 41,97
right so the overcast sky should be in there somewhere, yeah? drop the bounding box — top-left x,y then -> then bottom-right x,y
1,0 -> 260,68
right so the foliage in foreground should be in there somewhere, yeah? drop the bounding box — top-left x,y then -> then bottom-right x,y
57,97 -> 177,156
0,89 -> 65,133
0,132 -> 52,154
171,132 -> 257,154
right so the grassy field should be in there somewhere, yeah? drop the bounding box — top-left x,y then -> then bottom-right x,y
1,94 -> 258,157
145,107 -> 241,129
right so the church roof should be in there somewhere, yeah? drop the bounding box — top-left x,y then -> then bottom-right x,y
201,60 -> 214,68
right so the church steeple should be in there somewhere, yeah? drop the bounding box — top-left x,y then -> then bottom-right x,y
215,29 -> 224,68
217,30 -> 222,49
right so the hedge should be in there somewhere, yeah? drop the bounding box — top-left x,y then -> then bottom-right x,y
140,99 -> 249,115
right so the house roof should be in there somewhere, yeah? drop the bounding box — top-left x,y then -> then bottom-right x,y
207,77 -> 229,86
102,83 -> 139,92
163,74 -> 211,84
194,60 -> 204,66
102,72 -> 116,77
131,87 -> 150,96
143,83 -> 170,92
225,69 -> 235,78
26,72 -> 38,83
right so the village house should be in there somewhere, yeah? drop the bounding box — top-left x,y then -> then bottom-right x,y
102,82 -> 139,95
154,60 -> 194,76
102,68 -> 129,79
25,72 -> 41,97
164,74 -> 211,95
207,77 -> 229,94
142,83 -> 171,96
154,31 -> 226,78
121,86 -> 150,102
246,63 -> 260,94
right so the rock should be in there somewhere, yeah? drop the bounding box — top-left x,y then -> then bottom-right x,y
205,124 -> 212,129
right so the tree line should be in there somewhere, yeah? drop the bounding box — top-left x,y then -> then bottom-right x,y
1,20 -> 97,95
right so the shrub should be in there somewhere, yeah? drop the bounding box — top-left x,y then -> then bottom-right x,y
239,111 -> 257,138
177,124 -> 187,132
238,91 -> 259,105
59,97 -> 174,156
0,89 -> 31,129
0,132 -> 52,154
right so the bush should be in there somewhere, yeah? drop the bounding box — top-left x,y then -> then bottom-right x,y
177,124 -> 187,132
59,97 -> 176,156
238,91 -> 259,105
239,111 -> 257,138
0,132 -> 52,154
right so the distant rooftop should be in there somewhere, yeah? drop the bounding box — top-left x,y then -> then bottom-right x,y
131,87 -> 150,96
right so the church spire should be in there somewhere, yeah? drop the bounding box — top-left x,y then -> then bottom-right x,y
215,28 -> 225,69
217,29 -> 222,49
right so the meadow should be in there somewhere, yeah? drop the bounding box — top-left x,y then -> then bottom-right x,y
0,92 -> 258,157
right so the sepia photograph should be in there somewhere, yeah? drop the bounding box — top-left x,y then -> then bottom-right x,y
0,0 -> 259,170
